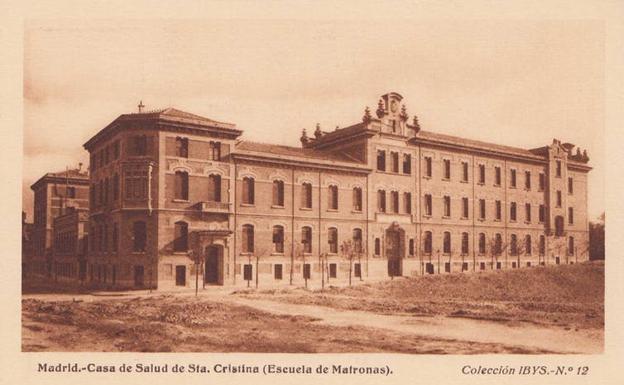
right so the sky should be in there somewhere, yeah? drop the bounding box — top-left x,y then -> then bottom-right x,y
22,19 -> 605,220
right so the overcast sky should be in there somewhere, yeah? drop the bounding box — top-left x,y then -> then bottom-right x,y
22,19 -> 605,220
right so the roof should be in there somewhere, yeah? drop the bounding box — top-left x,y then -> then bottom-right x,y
235,141 -> 362,164
303,122 -> 370,148
31,168 -> 89,191
124,108 -> 237,130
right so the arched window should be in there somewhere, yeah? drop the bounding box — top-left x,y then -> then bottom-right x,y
510,234 -> 518,255
568,236 -> 575,256
175,171 -> 189,200
352,228 -> 363,253
273,180 -> 284,206
242,177 -> 255,205
301,183 -> 312,208
242,224 -> 254,253
424,231 -> 432,254
539,235 -> 546,256
301,226 -> 312,253
443,232 -> 451,254
377,190 -> 386,212
328,185 -> 338,210
461,232 -> 469,255
352,187 -> 362,211
208,174 -> 221,202
272,225 -> 284,253
174,221 -> 188,252
495,233 -> 502,255
478,233 -> 486,254
374,238 -> 381,255
328,227 -> 338,254
408,238 -> 415,256
525,235 -> 532,255
133,221 -> 146,252
391,191 -> 399,213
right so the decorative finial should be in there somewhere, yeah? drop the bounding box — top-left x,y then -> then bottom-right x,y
137,100 -> 145,113
399,104 -> 408,122
314,123 -> 323,139
376,99 -> 385,118
576,148 -> 581,157
412,115 -> 421,133
300,129 -> 309,144
335,125 -> 339,131
362,106 -> 372,124
582,149 -> 589,162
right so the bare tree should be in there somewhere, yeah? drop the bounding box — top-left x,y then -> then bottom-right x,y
340,240 -> 355,286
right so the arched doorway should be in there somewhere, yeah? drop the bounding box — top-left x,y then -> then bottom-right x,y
385,223 -> 405,277
205,245 -> 223,285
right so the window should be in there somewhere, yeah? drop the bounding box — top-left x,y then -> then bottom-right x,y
354,263 -> 361,278
462,262 -> 469,271
525,203 -> 531,222
525,235 -> 532,255
374,238 -> 381,255
242,177 -> 255,205
208,174 -> 221,202
495,200 -> 502,220
274,264 -> 283,280
539,235 -> 545,256
174,171 -> 189,200
539,173 -> 545,191
132,221 -> 146,252
495,233 -> 502,255
479,164 -> 485,184
461,232 -> 469,255
424,194 -> 432,216
443,196 -> 451,217
273,180 -> 285,206
125,166 -> 148,200
404,192 -> 412,214
568,207 -> 574,224
525,171 -> 531,189
353,187 -> 363,211
329,263 -> 337,278
377,150 -> 386,171
510,169 -> 517,188
424,156 -> 432,177
568,177 -> 573,194
424,231 -> 432,254
462,197 -> 469,219
242,224 -> 254,253
443,232 -> 451,254
556,160 -> 562,177
173,221 -> 188,252
568,236 -> 574,255
301,183 -> 312,209
556,191 -> 562,207
243,264 -> 253,281
353,229 -> 363,253
462,161 -> 469,182
391,152 -> 399,173
328,185 -> 338,210
209,141 -> 221,161
112,223 -> 118,252
555,216 -> 564,236
302,226 -> 312,253
478,233 -> 486,254
272,225 -> 284,253
479,199 -> 486,220
539,205 -> 545,223
390,191 -> 399,213
175,137 -> 188,158
445,262 -> 451,273
328,227 -> 338,253
403,154 -> 411,174
303,264 -> 311,279
378,190 -> 386,213
132,135 -> 147,156
443,159 -> 451,180
409,238 -> 415,256
67,186 -> 76,198
510,202 -> 517,221
510,234 -> 518,255
494,166 -> 501,186
113,173 -> 119,201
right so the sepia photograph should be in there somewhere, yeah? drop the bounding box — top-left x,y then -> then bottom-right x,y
18,16 -> 608,356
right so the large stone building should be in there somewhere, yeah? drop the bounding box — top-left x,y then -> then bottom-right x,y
82,92 -> 591,290
27,168 -> 90,278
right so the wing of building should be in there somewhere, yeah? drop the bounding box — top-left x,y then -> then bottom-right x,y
32,92 -> 589,290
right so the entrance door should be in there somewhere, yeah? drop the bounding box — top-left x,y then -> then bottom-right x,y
205,246 -> 220,284
134,265 -> 144,287
175,265 -> 186,286
386,226 -> 403,277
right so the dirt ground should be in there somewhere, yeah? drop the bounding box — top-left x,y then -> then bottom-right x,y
21,262 -> 603,353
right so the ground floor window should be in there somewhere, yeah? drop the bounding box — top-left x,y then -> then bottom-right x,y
243,264 -> 253,281
329,263 -> 337,278
354,263 -> 361,278
462,262 -> 468,271
512,262 -> 517,268
444,262 -> 451,273
555,257 -> 560,265
274,264 -> 283,280
175,265 -> 186,286
496,262 -> 501,270
426,263 -> 434,274
527,262 -> 531,267
479,262 -> 485,270
303,263 -> 311,279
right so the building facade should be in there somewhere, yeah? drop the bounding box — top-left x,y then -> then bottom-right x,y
27,168 -> 90,278
82,92 -> 591,290
52,207 -> 89,283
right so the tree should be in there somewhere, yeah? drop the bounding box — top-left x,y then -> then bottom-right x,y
340,240 -> 357,286
253,245 -> 270,289
589,212 -> 605,260
486,235 -> 507,270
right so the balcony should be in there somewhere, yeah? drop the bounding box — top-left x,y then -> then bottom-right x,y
195,201 -> 231,214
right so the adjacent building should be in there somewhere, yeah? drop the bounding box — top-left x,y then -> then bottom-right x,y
79,92 -> 591,290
